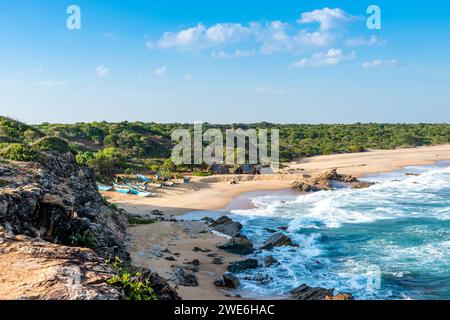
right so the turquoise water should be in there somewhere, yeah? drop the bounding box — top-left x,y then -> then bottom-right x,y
184,161 -> 450,300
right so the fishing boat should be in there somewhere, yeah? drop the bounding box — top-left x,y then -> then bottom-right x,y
135,174 -> 153,183
113,183 -> 131,194
97,184 -> 113,192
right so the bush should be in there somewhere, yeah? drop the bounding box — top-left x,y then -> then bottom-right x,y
128,216 -> 156,225
32,136 -> 70,153
0,143 -> 42,162
192,171 -> 212,177
106,257 -> 158,301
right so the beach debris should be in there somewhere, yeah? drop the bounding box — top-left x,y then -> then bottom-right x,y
264,256 -> 279,267
214,273 -> 240,289
218,236 -> 254,255
209,216 -> 243,237
173,266 -> 199,287
290,284 -> 354,300
227,259 -> 259,273
212,257 -> 224,265
261,233 -> 295,250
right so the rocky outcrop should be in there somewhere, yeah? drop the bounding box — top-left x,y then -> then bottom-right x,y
218,236 -> 254,255
209,216 -> 243,237
0,152 -> 178,300
227,259 -> 259,273
0,227 -> 121,300
292,168 -> 374,192
261,233 -> 294,250
0,152 -> 128,261
291,284 -> 354,300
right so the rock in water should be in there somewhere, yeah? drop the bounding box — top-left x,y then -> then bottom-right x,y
290,284 -> 353,300
291,284 -> 335,300
215,273 -> 240,289
218,236 -> 254,255
264,256 -> 278,267
209,216 -> 243,237
261,233 -> 294,250
227,259 -> 259,273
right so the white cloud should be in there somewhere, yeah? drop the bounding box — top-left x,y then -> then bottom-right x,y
147,23 -> 258,51
298,7 -> 357,31
255,86 -> 288,95
292,48 -> 356,67
211,49 -> 253,59
145,8 -> 362,56
346,35 -> 386,47
95,65 -> 110,77
362,59 -> 399,68
153,66 -> 167,77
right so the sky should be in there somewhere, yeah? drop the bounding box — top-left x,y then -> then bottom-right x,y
0,0 -> 450,124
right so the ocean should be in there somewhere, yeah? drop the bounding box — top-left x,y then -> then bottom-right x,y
183,161 -> 450,300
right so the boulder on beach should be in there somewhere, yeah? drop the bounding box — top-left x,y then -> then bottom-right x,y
218,236 -> 254,255
173,266 -> 198,287
215,273 -> 240,289
209,216 -> 243,237
261,233 -> 294,250
227,259 -> 259,273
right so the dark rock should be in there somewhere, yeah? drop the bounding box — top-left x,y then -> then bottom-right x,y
243,273 -> 272,284
290,284 -> 334,300
173,267 -> 198,287
263,228 -> 277,233
183,260 -> 200,272
215,273 -> 240,289
227,259 -> 259,273
261,233 -> 294,250
212,257 -> 224,265
264,256 -> 278,267
150,210 -> 164,216
165,256 -> 176,261
193,246 -> 211,253
351,181 -> 375,189
209,216 -> 243,237
218,236 -> 254,255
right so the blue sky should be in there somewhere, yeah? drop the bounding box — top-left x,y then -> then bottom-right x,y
0,0 -> 449,124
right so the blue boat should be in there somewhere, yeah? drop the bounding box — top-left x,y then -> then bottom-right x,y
113,183 -> 131,194
97,184 -> 113,192
136,174 -> 153,183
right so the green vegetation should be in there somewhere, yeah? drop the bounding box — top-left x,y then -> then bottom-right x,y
2,116 -> 450,172
128,216 -> 156,225
68,229 -> 98,249
106,257 -> 158,301
0,143 -> 42,162
32,136 -> 69,153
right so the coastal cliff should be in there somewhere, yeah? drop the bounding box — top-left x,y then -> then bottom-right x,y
0,151 -> 177,300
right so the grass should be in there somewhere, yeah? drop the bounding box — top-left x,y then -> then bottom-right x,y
128,216 -> 156,225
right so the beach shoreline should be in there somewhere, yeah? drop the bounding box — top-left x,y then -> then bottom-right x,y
103,144 -> 450,300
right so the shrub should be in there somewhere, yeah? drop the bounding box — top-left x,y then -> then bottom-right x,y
192,171 -> 212,177
0,143 -> 42,162
106,257 -> 157,301
32,136 -> 70,153
68,229 -> 98,249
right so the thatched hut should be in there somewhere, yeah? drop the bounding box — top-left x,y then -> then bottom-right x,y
234,165 -> 255,175
207,164 -> 230,175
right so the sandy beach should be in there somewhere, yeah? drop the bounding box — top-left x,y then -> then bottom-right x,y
103,144 -> 450,300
